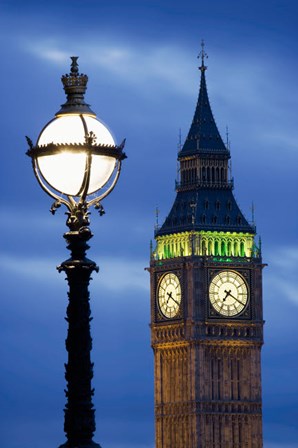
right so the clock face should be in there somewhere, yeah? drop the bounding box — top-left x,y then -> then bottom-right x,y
158,273 -> 181,318
209,271 -> 248,317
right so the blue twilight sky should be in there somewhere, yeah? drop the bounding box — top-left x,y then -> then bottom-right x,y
0,1 -> 297,447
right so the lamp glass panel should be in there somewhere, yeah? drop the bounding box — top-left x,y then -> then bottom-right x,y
88,155 -> 116,194
84,116 -> 115,146
37,151 -> 86,196
38,116 -> 86,145
38,115 -> 115,146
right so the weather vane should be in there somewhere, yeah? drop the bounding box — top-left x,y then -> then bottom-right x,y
198,39 -> 208,71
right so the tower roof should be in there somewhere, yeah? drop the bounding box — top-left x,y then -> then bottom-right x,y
156,189 -> 254,236
156,44 -> 255,238
179,45 -> 228,157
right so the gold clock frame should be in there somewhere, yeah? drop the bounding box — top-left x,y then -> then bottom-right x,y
157,272 -> 182,319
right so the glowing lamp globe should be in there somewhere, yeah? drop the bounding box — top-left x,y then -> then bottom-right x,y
27,57 -> 126,208
37,114 -> 116,196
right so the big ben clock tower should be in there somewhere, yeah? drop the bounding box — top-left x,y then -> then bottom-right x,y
149,44 -> 264,448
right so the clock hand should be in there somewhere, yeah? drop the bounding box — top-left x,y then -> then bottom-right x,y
166,291 -> 173,304
228,292 -> 237,300
230,294 -> 246,305
166,291 -> 179,306
171,296 -> 180,306
224,290 -> 245,305
223,289 -> 231,301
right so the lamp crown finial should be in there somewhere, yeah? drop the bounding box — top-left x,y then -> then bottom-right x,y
61,56 -> 88,93
70,56 -> 79,75
57,56 -> 95,116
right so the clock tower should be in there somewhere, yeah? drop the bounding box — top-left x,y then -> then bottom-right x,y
149,45 -> 264,448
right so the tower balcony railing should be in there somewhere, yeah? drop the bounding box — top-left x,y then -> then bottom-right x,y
175,178 -> 234,191
151,251 -> 262,263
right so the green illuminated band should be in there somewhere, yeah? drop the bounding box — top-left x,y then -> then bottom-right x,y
154,231 -> 257,260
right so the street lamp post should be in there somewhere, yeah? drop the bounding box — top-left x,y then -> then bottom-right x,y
26,57 -> 126,448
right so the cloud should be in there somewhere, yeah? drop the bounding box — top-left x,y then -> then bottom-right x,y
264,420 -> 298,448
16,31 -> 298,169
22,37 -> 195,96
22,32 -> 298,159
25,35 -> 284,109
20,39 -> 69,64
266,445 -> 298,448
269,247 -> 298,270
93,256 -> 149,292
264,246 -> 298,306
258,131 -> 298,153
0,253 -> 148,292
0,254 -> 58,281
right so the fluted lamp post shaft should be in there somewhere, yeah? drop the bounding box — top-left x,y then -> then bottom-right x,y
58,214 -> 99,448
26,57 -> 126,448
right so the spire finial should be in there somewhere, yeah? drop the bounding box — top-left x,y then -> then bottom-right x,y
198,39 -> 208,72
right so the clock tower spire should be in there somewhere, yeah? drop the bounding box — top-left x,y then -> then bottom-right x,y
149,47 -> 264,448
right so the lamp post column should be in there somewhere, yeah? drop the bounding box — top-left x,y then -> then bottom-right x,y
26,57 -> 126,448
58,207 -> 100,448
